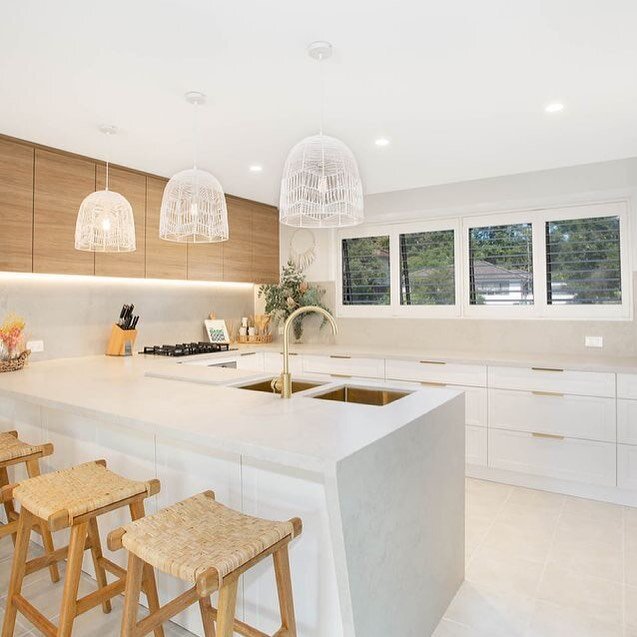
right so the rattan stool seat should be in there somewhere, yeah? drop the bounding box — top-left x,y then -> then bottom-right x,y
0,431 -> 46,464
13,460 -> 153,528
119,492 -> 295,584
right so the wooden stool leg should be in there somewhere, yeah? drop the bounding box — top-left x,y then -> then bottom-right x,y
25,458 -> 60,583
121,553 -> 144,637
0,466 -> 17,544
57,521 -> 89,637
129,499 -> 165,637
198,596 -> 217,637
87,517 -> 112,613
273,545 -> 297,637
215,579 -> 238,637
1,508 -> 34,637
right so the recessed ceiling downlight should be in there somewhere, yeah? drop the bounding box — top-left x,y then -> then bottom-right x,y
375,137 -> 390,147
545,102 -> 565,113
249,165 -> 263,173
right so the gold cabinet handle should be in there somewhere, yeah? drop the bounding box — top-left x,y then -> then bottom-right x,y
330,354 -> 351,359
532,432 -> 565,440
240,352 -> 256,357
531,367 -> 563,373
420,360 -> 446,365
420,381 -> 447,387
280,352 -> 299,356
531,390 -> 564,397
330,373 -> 352,378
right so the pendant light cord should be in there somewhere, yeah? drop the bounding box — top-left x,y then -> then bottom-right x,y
105,130 -> 111,191
319,52 -> 325,136
192,100 -> 199,170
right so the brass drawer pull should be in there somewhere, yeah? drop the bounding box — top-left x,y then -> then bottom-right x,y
330,354 -> 351,359
240,352 -> 256,357
330,373 -> 352,378
531,390 -> 564,397
279,352 -> 299,356
420,360 -> 446,365
531,367 -> 564,373
532,432 -> 565,440
421,381 -> 447,387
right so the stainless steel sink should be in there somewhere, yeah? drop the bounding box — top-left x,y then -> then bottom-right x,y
311,385 -> 411,406
238,379 -> 325,394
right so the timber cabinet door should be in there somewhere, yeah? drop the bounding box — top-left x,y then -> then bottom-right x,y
251,202 -> 279,284
223,196 -> 253,283
33,149 -> 96,275
95,165 -> 146,278
0,138 -> 34,272
145,176 -> 187,280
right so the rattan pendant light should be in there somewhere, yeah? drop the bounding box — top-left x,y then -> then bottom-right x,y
159,92 -> 228,243
280,42 -> 364,228
75,126 -> 136,252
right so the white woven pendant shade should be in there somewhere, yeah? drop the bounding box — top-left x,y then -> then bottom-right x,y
279,133 -> 364,228
159,168 -> 229,242
75,189 -> 136,252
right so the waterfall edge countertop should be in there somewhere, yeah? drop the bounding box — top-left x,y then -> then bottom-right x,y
0,355 -> 461,473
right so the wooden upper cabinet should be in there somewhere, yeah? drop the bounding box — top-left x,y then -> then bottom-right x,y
251,202 -> 279,284
223,196 -> 253,282
145,176 -> 187,279
0,139 -> 34,272
94,166 -> 146,278
33,149 -> 95,275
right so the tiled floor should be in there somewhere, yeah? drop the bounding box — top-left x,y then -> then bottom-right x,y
435,479 -> 637,637
0,479 -> 635,636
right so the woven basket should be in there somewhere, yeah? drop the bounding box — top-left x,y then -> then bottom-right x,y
0,350 -> 30,373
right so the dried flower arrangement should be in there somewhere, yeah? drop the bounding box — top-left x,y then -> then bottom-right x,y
0,313 -> 29,372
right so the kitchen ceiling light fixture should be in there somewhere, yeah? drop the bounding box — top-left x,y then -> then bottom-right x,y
279,41 -> 364,228
249,165 -> 263,173
545,102 -> 565,113
159,91 -> 229,243
75,125 -> 136,253
375,137 -> 390,147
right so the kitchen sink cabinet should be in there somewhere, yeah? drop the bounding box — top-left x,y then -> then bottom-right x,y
95,165 -> 146,278
0,138 -> 34,272
33,149 -> 96,275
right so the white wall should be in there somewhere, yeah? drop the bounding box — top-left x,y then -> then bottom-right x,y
0,274 -> 255,361
280,157 -> 637,357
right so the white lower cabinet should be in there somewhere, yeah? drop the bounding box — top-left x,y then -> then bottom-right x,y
489,389 -> 616,442
488,428 -> 616,487
302,354 -> 384,379
385,358 -> 486,386
466,425 -> 488,466
263,352 -> 303,375
236,351 -> 265,372
618,444 -> 637,489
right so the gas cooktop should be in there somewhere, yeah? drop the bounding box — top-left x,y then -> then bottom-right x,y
140,342 -> 234,357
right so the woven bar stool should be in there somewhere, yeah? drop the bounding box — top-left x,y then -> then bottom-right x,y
1,460 -> 163,637
108,490 -> 302,637
0,430 -> 59,583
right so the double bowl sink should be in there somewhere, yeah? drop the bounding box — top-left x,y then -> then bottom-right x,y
237,378 -> 410,407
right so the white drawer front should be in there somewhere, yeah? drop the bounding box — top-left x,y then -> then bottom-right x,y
618,444 -> 637,490
302,355 -> 384,379
618,399 -> 637,445
263,352 -> 304,375
386,359 -> 486,387
466,425 -> 487,467
488,365 -> 615,397
489,389 -> 616,442
236,352 -> 265,372
488,428 -> 616,487
618,374 -> 637,400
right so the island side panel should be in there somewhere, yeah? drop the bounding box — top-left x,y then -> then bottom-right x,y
335,394 -> 465,637
241,457 -> 345,637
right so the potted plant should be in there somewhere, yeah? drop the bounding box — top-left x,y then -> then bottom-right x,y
258,261 -> 331,342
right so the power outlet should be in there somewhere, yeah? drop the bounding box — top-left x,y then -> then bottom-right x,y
26,340 -> 44,353
585,336 -> 603,348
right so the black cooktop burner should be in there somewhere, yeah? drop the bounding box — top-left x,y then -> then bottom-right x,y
141,342 -> 231,357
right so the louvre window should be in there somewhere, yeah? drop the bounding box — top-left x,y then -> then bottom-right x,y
342,236 -> 391,305
469,223 -> 534,305
546,216 -> 621,305
400,230 -> 455,305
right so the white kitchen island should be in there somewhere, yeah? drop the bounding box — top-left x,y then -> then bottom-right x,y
0,355 -> 465,637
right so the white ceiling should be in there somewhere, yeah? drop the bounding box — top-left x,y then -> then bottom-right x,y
2,0 -> 637,206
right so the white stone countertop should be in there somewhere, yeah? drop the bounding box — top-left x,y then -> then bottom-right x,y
234,342 -> 637,374
0,355 -> 460,473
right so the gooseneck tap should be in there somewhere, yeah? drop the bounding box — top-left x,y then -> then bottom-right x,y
272,306 -> 338,398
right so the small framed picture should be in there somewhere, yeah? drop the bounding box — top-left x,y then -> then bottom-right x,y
204,319 -> 230,344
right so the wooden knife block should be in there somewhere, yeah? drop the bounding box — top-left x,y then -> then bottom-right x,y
106,324 -> 137,357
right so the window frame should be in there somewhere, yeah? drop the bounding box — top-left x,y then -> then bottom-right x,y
335,200 -> 632,321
